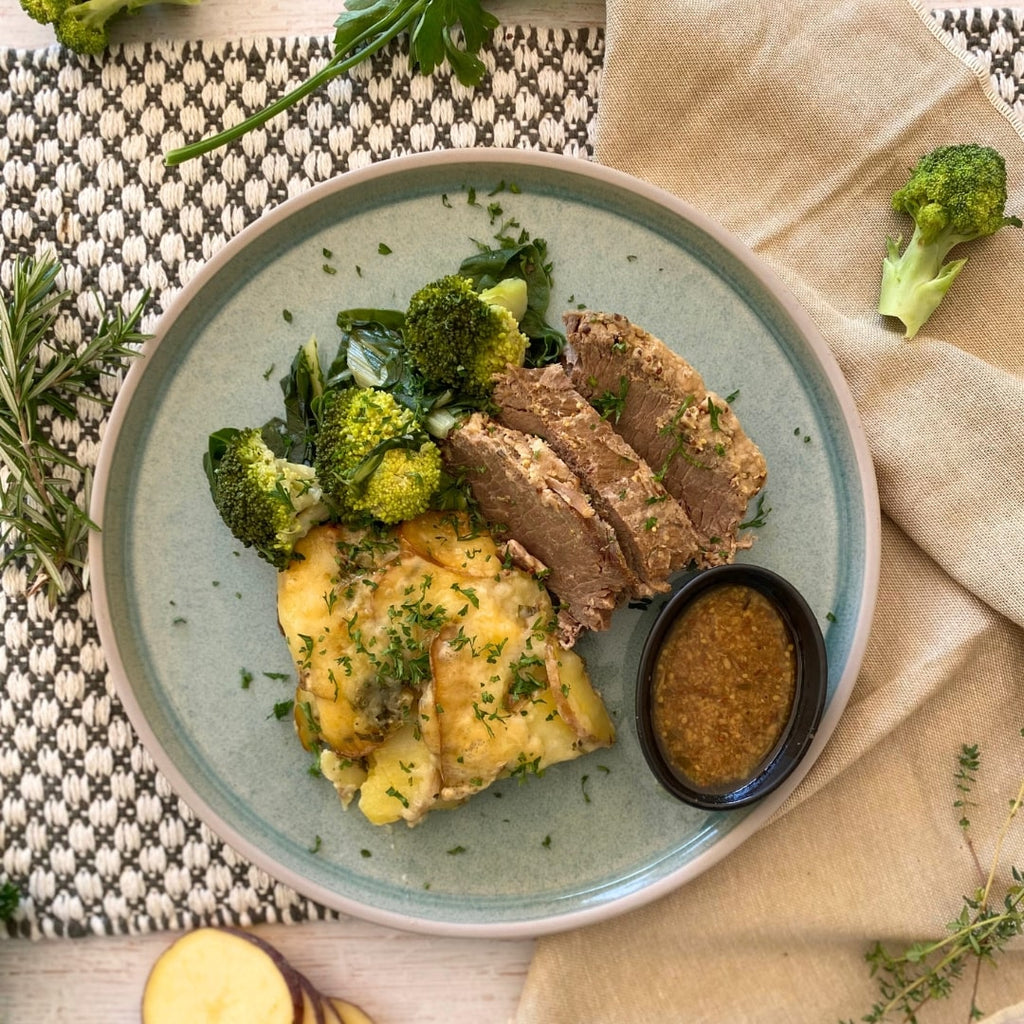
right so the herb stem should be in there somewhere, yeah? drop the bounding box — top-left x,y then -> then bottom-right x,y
164,3 -> 422,166
981,776 -> 1024,908
874,902 -> 1024,1018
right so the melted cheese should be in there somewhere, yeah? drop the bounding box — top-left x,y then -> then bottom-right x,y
277,512 -> 615,826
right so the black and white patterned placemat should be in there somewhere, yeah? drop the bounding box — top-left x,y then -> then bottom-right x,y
0,24 -> 602,940
0,8 -> 1020,940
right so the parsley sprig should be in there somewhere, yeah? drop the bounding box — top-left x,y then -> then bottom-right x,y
165,0 -> 499,165
842,737 -> 1024,1023
0,255 -> 147,602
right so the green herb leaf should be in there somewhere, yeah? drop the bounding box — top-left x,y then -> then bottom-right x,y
457,236 -> 564,366
739,493 -> 771,530
270,699 -> 295,720
166,0 -> 499,165
0,879 -> 20,921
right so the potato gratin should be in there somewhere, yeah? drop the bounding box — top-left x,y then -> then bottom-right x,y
276,511 -> 615,826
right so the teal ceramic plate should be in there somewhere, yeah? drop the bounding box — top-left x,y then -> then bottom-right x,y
91,150 -> 880,937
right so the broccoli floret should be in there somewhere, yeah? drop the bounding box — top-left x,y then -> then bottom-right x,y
314,387 -> 441,523
20,0 -> 63,24
21,0 -> 201,56
204,427 -> 328,569
878,144 -> 1021,338
352,443 -> 443,524
403,274 -> 529,396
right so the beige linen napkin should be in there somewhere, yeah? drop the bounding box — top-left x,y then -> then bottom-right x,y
517,1 -> 1024,1021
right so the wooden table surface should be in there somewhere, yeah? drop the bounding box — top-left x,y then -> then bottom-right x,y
0,0 -> 979,1021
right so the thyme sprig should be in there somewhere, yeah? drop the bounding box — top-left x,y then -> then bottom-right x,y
842,737 -> 1024,1024
0,254 -> 148,602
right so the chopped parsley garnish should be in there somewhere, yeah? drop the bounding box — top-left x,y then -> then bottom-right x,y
269,699 -> 294,721
508,652 -> 546,699
706,396 -> 722,431
591,375 -> 629,423
450,582 -> 480,608
739,493 -> 772,530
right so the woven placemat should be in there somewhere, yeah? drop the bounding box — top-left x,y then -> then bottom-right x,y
0,8 -> 1018,940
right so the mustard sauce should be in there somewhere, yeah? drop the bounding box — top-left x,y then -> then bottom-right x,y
651,583 -> 797,789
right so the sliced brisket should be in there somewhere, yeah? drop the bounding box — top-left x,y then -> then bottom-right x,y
562,311 -> 767,564
492,363 -> 701,595
441,412 -> 635,634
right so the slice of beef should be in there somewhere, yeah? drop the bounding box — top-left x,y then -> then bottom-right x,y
492,363 -> 701,595
441,412 -> 635,634
562,311 -> 767,564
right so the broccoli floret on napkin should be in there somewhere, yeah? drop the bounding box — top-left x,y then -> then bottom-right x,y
878,143 -> 1021,339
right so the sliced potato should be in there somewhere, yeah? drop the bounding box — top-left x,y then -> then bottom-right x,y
319,749 -> 368,808
293,687 -> 319,751
279,516 -> 616,826
431,623 -> 605,801
431,624 -> 531,799
358,681 -> 442,826
279,526 -> 401,757
545,642 -> 616,749
399,510 -> 504,576
141,927 -> 303,1024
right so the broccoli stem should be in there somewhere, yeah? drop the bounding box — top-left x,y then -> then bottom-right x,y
878,225 -> 968,340
164,3 -> 421,165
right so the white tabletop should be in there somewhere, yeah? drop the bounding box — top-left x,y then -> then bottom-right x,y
0,1 -> 968,1021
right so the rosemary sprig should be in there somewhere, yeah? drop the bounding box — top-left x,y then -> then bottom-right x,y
841,736 -> 1024,1024
0,878 -> 19,922
0,254 -> 148,603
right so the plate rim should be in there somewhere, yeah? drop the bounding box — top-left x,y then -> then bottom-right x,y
89,148 -> 881,938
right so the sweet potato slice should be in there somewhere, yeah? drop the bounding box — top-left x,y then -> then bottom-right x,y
141,926 -> 303,1024
296,973 -> 326,1024
325,997 -> 375,1024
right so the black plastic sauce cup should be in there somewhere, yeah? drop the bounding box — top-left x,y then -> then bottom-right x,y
635,564 -> 828,810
